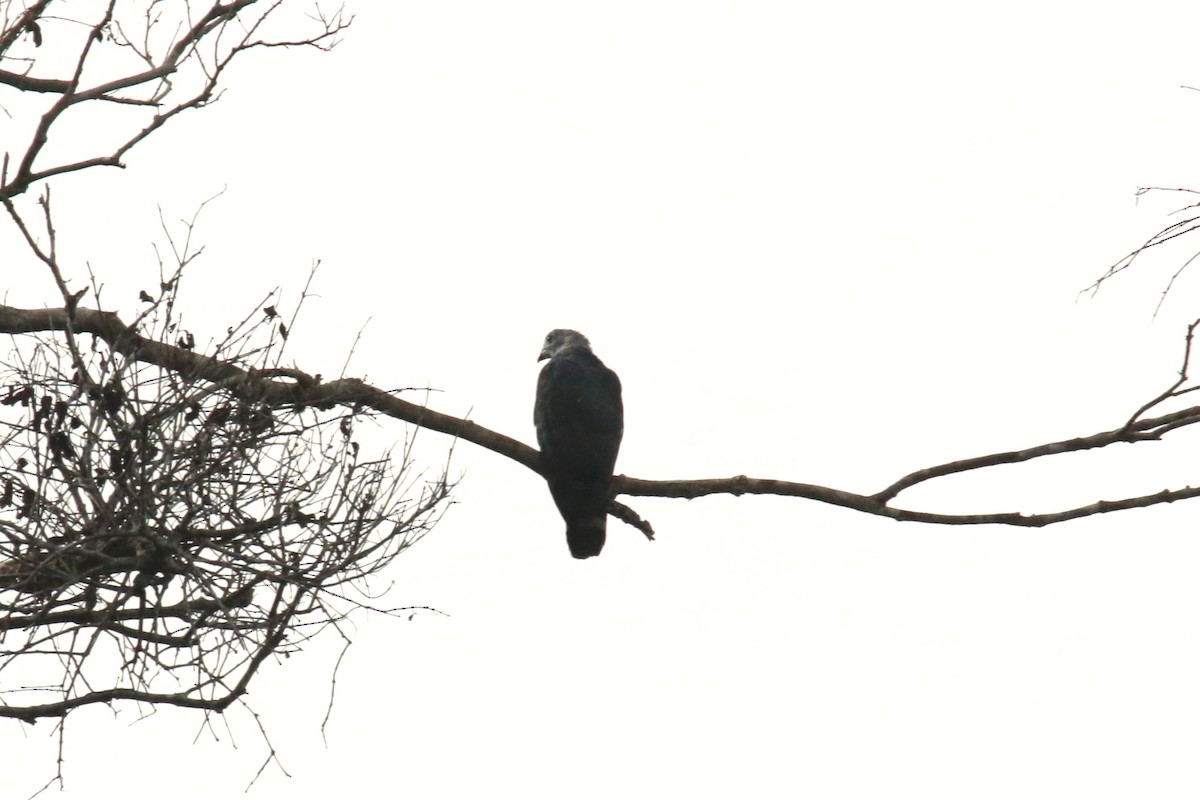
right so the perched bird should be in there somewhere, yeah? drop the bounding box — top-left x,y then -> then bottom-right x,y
534,329 -> 624,558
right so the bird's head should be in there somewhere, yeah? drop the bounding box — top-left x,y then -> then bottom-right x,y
538,329 -> 591,361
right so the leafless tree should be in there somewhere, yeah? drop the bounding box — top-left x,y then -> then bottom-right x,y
1,197 -> 452,790
1,0 -> 349,200
0,1 -> 451,793
5,0 -> 1200,793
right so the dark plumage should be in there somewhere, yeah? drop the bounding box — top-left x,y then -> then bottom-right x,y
534,329 -> 624,559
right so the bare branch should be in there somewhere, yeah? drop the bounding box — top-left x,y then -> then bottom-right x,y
0,1 -> 352,202
1084,186 -> 1200,310
5,300 -> 1200,535
0,274 -> 452,731
0,302 -> 541,467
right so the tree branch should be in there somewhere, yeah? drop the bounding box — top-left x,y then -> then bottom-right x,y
4,301 -> 1197,533
0,589 -> 294,724
0,586 -> 254,633
0,1 -> 350,202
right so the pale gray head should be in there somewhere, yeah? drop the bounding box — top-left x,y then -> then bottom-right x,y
538,329 -> 592,361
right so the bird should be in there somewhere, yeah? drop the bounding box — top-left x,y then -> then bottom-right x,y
534,329 -> 624,558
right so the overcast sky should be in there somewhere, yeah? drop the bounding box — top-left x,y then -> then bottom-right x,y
8,2 -> 1200,798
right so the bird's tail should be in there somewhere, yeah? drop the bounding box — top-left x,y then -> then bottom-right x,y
566,517 -> 606,559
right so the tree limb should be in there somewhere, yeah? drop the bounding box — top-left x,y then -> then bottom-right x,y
4,301 -> 1197,532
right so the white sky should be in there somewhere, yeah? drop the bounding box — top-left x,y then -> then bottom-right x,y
8,1 -> 1200,797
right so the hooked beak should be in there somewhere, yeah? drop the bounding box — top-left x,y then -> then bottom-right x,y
537,348 -> 551,362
